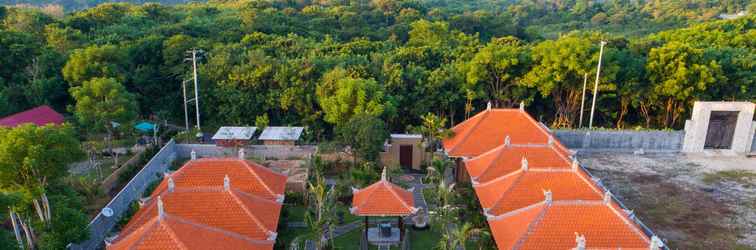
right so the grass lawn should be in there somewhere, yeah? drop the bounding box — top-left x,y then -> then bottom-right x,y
285,204 -> 307,222
410,228 -> 440,249
276,227 -> 309,249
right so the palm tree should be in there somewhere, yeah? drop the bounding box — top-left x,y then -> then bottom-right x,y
304,172 -> 338,250
417,113 -> 454,162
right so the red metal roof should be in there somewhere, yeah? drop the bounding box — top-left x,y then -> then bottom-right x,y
0,105 -> 64,127
109,158 -> 287,250
350,169 -> 417,216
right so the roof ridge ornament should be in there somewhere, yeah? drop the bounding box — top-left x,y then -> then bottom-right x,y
574,233 -> 586,250
548,135 -> 554,146
381,167 -> 387,181
543,189 -> 552,204
157,196 -> 165,221
504,135 -> 511,147
238,148 -> 245,159
486,101 -> 492,110
572,159 -> 579,171
520,101 -> 525,111
224,174 -> 230,191
650,235 -> 663,250
190,150 -> 197,160
521,157 -> 529,171
168,176 -> 175,192
603,190 -> 612,204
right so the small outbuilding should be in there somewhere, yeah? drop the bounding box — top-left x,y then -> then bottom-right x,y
258,126 -> 304,146
0,105 -> 64,127
380,134 -> 425,171
211,126 -> 257,147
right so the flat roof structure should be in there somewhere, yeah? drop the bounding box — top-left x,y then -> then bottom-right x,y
0,105 -> 64,127
212,126 -> 257,140
258,126 -> 304,141
108,158 -> 287,250
443,107 -> 663,250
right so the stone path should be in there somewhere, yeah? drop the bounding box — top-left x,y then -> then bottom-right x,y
403,174 -> 429,225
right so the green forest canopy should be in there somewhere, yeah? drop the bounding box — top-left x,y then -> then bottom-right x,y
0,0 -> 754,139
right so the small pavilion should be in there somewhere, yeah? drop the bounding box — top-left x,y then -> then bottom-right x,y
350,168 -> 418,247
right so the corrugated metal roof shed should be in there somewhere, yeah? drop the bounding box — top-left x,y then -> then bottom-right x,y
211,126 -> 257,140
258,126 -> 304,141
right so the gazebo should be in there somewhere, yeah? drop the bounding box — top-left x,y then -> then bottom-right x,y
350,168 -> 418,247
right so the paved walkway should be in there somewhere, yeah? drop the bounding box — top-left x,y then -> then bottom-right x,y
403,174 -> 429,225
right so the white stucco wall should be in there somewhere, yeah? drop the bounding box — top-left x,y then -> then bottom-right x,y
682,101 -> 755,154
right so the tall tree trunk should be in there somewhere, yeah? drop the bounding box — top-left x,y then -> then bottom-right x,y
616,98 -> 629,129
32,199 -> 46,223
9,210 -> 23,249
42,193 -> 51,222
19,217 -> 35,250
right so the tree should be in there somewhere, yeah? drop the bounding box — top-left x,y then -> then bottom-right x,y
0,124 -> 84,248
524,35 -> 599,128
467,37 -> 531,108
413,113 -> 453,163
62,45 -> 127,85
69,77 -> 137,152
317,68 -> 393,125
301,172 -> 337,250
646,41 -> 723,128
336,114 -> 389,165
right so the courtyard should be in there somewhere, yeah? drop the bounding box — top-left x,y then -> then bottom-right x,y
578,152 -> 756,250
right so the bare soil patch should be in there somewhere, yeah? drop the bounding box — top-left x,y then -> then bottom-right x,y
578,153 -> 755,250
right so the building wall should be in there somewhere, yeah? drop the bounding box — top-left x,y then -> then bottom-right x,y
379,137 -> 424,170
554,130 -> 685,153
263,140 -> 296,146
682,101 -> 755,154
69,140 -> 177,250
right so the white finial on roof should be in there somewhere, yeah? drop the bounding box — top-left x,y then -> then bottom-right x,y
381,167 -> 388,181
157,196 -> 165,221
650,236 -> 663,250
504,135 -> 511,147
486,101 -> 492,110
267,231 -> 278,241
548,136 -> 554,145
543,189 -> 552,204
574,233 -> 586,250
572,159 -> 579,171
190,150 -> 197,160
520,101 -> 525,111
168,176 -> 175,192
521,157 -> 529,171
603,190 -> 612,204
224,174 -> 230,191
238,148 -> 245,159
276,194 -> 285,204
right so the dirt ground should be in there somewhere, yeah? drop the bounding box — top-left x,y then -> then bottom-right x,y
578,152 -> 756,250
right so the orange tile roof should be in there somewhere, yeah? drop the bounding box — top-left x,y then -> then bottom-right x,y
350,170 -> 417,216
442,109 -> 556,157
109,158 -> 287,250
152,158 -> 287,201
464,143 -> 572,184
488,201 -> 650,250
474,169 -> 604,215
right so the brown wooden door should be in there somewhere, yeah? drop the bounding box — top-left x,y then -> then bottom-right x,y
704,111 -> 739,149
399,145 -> 413,169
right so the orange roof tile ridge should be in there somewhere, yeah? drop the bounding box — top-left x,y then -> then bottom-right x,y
381,180 -> 416,213
487,200 -> 546,221
486,173 -> 528,215
511,201 -> 551,250
475,142 -> 513,183
161,216 -> 190,250
447,109 -> 490,155
474,168 -> 524,188
574,168 -> 605,197
240,160 -> 283,198
120,216 -> 162,249
605,200 -> 651,244
169,212 -> 277,245
228,188 -> 276,236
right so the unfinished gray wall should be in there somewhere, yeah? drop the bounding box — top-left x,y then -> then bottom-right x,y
68,140 -> 177,250
175,144 -> 316,160
554,130 -> 685,152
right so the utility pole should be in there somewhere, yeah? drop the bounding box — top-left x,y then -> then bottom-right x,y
589,41 -> 606,129
579,73 -> 588,128
183,49 -> 204,133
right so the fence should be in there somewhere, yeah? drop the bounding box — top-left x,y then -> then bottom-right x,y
554,130 -> 685,153
68,140 -> 177,250
175,144 -> 316,160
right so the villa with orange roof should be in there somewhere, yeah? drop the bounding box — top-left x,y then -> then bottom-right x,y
107,157 -> 287,250
442,104 -> 665,250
